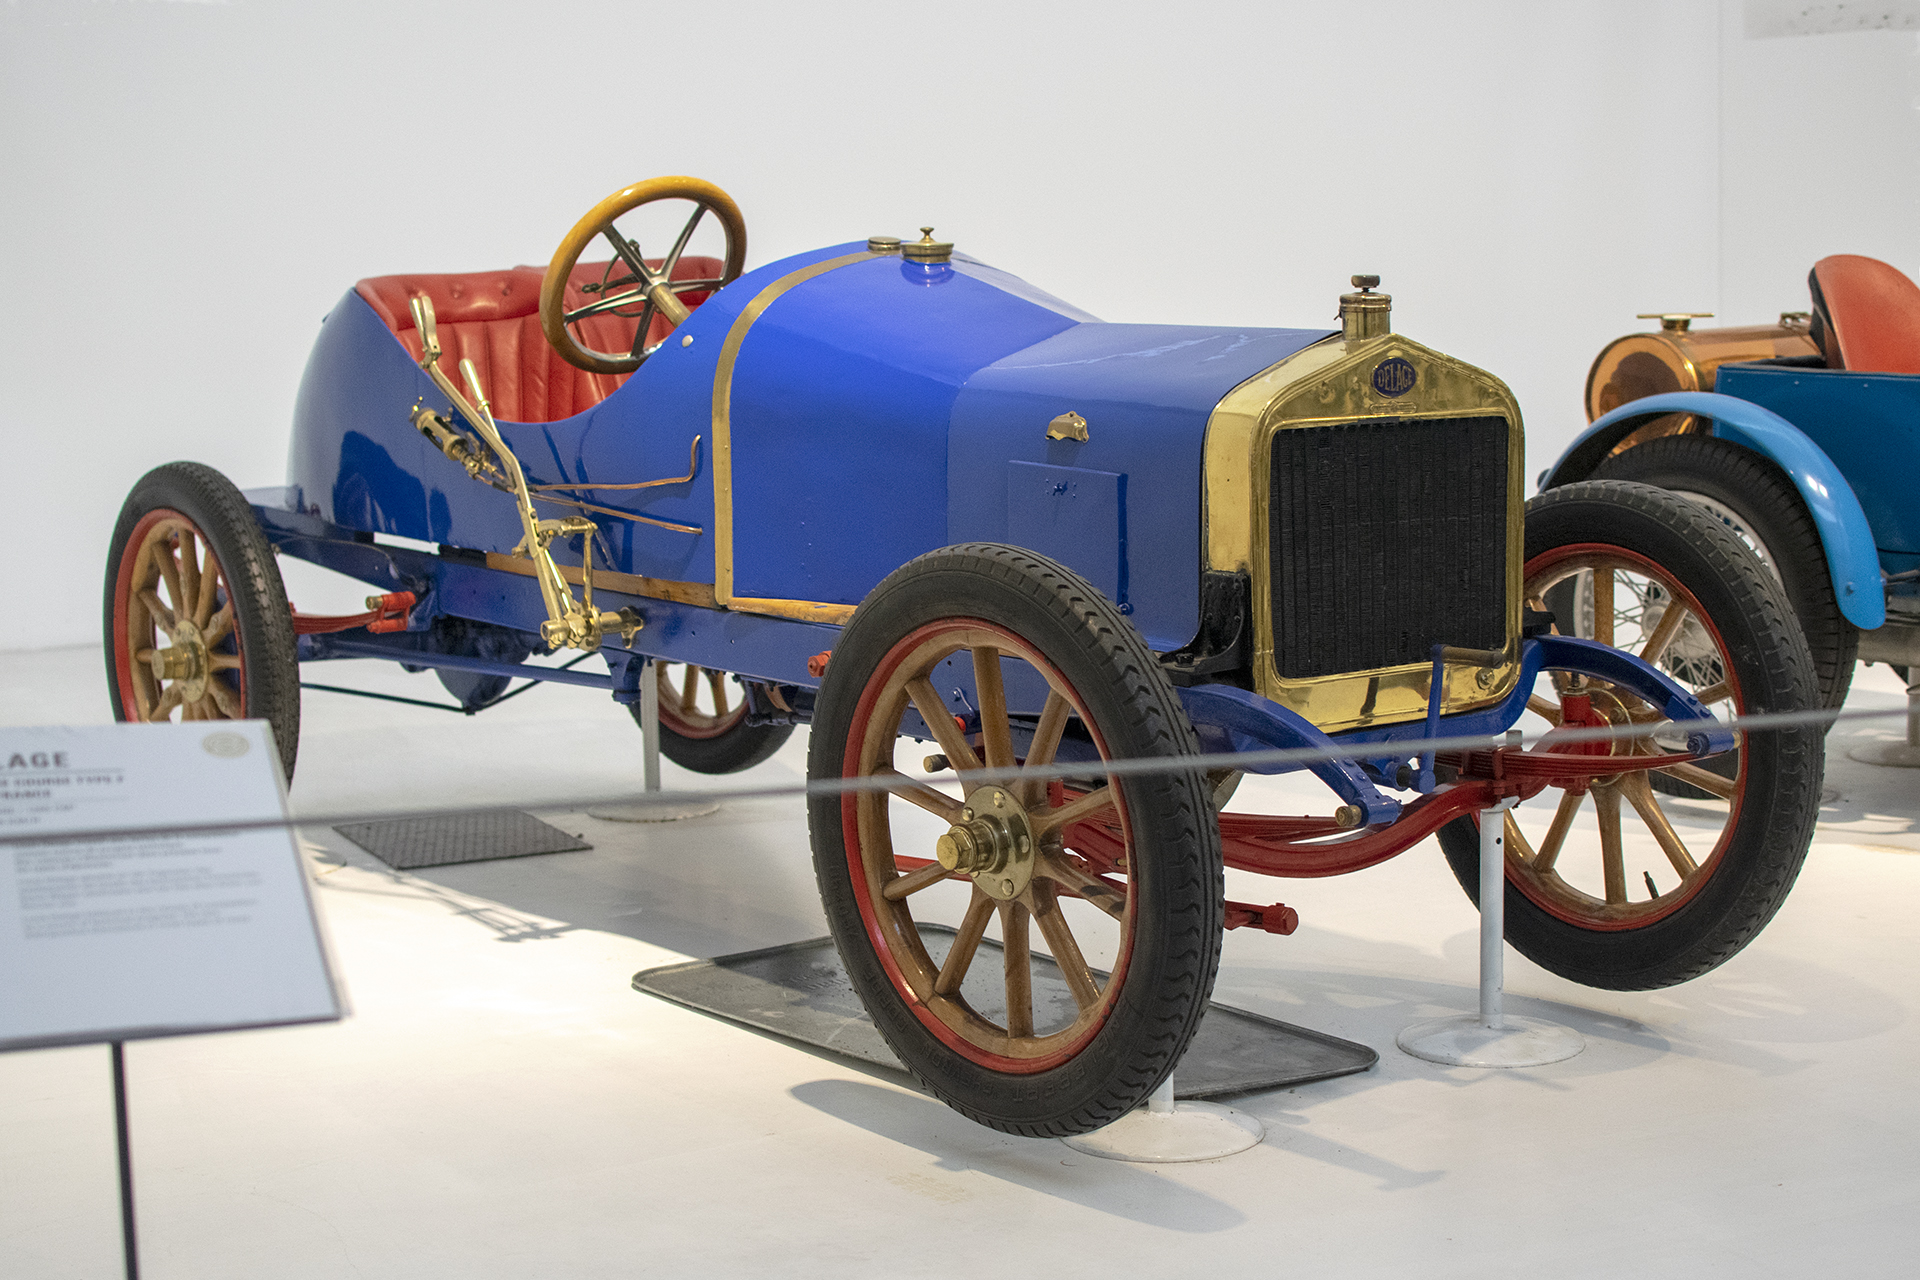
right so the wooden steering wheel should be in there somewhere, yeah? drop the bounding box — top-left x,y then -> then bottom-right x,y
539,176 -> 747,375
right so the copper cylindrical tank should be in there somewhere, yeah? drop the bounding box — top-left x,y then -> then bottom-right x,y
1584,314 -> 1820,435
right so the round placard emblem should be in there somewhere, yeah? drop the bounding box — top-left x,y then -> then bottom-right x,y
201,731 -> 250,758
1372,357 -> 1417,398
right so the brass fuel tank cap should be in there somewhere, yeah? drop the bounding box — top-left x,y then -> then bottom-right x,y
1636,311 -> 1714,333
902,226 -> 954,264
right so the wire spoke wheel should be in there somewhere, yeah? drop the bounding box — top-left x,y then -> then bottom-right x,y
105,462 -> 300,777
809,544 -> 1221,1136
1439,481 -> 1822,989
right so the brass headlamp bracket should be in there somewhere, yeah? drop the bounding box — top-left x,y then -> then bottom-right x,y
407,294 -> 644,653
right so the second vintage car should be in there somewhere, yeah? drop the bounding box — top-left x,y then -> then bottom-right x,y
106,178 -> 1822,1136
1546,254 -> 1920,724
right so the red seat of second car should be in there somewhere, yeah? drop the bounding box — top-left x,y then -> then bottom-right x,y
1808,254 -> 1920,376
354,257 -> 724,424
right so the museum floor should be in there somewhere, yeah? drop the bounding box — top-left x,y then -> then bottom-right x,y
3,643 -> 1917,1278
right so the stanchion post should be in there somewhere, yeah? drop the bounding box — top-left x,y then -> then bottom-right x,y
1895,665 -> 1920,750
640,656 -> 661,794
1479,796 -> 1509,1030
1847,666 -> 1920,767
587,658 -> 721,822
1060,1070 -> 1263,1163
1395,744 -> 1585,1067
111,1041 -> 139,1280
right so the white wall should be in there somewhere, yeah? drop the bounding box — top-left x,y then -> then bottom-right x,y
1719,6 -> 1920,325
0,1 -> 1748,650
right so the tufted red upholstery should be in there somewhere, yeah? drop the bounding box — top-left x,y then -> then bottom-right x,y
354,257 -> 724,423
1808,254 -> 1920,375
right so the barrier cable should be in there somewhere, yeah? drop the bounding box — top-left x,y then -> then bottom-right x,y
3,698 -> 1908,849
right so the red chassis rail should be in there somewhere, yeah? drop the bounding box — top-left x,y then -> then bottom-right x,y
888,737 -> 1716,935
1059,736 -> 1715,929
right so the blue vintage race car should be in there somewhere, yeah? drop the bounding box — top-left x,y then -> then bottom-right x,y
106,178 -> 1821,1135
1547,254 -> 1920,718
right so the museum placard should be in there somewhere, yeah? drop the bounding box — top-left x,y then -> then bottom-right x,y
0,721 -> 342,1052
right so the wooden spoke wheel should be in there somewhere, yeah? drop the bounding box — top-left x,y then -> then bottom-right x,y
1539,531 -> 1738,801
1439,481 -> 1822,989
540,176 -> 747,375
104,462 -> 300,778
808,544 -> 1222,1137
638,663 -> 793,774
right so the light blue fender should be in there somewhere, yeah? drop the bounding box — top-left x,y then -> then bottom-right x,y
1539,391 -> 1884,630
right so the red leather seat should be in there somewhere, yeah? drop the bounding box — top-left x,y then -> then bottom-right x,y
354,257 -> 724,423
1808,254 -> 1920,375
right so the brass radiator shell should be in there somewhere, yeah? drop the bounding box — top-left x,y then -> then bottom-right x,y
1203,334 -> 1525,734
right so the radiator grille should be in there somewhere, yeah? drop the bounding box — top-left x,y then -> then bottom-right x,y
1268,416 -> 1509,680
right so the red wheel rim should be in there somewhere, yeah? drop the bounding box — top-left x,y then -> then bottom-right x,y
839,619 -> 1137,1073
111,508 -> 248,724
1501,542 -> 1746,930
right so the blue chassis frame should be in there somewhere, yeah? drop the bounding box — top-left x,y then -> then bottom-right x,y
259,494 -> 1732,830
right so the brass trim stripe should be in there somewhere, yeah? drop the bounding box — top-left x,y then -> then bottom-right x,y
485,553 -> 718,609
712,250 -> 879,614
727,596 -> 857,624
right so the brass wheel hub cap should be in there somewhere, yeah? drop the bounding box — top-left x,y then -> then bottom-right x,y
152,618 -> 210,704
935,784 -> 1036,901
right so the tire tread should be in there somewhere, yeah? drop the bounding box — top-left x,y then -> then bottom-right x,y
103,461 -> 300,778
1440,481 -> 1821,989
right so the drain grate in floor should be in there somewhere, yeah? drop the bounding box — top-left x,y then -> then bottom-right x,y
333,810 -> 591,871
634,927 -> 1376,1100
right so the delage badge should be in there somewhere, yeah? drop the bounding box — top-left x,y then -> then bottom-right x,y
1371,356 -> 1417,397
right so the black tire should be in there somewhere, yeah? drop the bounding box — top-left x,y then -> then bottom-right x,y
808,543 -> 1222,1136
1438,481 -> 1821,989
1592,435 -> 1857,711
104,461 -> 301,779
637,662 -> 794,773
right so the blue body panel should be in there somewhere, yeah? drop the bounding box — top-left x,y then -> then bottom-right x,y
1715,364 -> 1920,559
1540,389 -> 1885,629
277,238 -> 1734,808
721,252 -> 1082,604
285,241 -> 1333,652
950,322 -> 1334,650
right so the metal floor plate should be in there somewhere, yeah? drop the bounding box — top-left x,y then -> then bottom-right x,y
634,927 -> 1376,1099
333,810 -> 591,871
